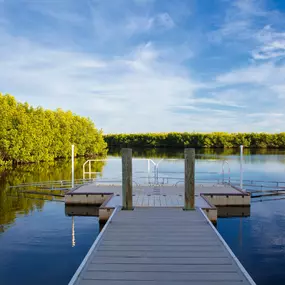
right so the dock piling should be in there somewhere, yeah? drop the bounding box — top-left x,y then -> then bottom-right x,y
184,148 -> 195,210
122,148 -> 133,210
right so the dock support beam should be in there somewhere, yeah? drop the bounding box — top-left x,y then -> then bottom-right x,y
122,148 -> 133,210
184,148 -> 195,210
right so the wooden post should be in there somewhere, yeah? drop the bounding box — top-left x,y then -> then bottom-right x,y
122,148 -> 133,210
184,148 -> 195,210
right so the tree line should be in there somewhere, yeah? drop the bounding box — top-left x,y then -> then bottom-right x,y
0,93 -> 107,164
104,132 -> 285,149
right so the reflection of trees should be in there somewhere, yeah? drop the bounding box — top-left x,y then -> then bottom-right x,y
0,158 -> 105,233
109,147 -> 285,161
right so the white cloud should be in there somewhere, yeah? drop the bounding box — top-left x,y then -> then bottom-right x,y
216,63 -> 273,84
1,27 -> 284,133
28,6 -> 86,24
233,0 -> 267,17
154,13 -> 175,29
133,0 -> 156,5
253,25 -> 285,60
210,0 -> 285,63
126,13 -> 175,32
0,31 -> 200,133
247,113 -> 284,118
191,97 -> 245,108
87,0 -> 175,48
209,0 -> 261,44
216,62 -> 285,99
1,0 -> 285,134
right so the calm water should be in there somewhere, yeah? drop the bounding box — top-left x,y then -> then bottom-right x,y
0,149 -> 285,285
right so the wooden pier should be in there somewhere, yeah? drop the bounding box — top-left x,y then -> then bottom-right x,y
68,148 -> 255,285
69,207 -> 255,285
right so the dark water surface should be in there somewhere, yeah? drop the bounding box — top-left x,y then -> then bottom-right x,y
0,149 -> 285,285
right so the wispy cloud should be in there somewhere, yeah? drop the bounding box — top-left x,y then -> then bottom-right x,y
0,29 -> 199,132
247,112 -> 284,117
253,25 -> 285,60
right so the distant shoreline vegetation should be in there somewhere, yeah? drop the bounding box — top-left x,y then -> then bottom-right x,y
104,133 -> 285,149
0,93 -> 107,165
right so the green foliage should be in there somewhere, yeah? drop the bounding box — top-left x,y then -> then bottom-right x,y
104,132 -> 285,149
0,93 -> 107,164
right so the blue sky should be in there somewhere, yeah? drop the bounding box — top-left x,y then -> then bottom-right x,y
0,0 -> 285,133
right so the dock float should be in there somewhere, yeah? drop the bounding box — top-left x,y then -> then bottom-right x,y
69,207 -> 255,285
65,184 -> 251,223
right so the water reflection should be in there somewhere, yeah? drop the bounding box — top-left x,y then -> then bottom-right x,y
1,149 -> 285,284
109,147 -> 285,160
1,148 -> 285,234
0,158 -> 105,234
72,216 -> 75,248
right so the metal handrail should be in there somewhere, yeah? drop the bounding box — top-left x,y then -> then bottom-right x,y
82,158 -> 156,180
222,160 -> 231,183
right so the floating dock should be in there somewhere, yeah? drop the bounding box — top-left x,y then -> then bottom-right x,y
68,148 -> 255,285
68,207 -> 255,285
65,184 -> 250,223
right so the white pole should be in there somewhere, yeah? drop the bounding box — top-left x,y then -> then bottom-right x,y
147,160 -> 150,184
240,145 -> 243,189
72,144 -> 74,189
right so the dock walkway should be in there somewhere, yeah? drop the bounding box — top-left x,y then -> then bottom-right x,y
69,207 -> 255,285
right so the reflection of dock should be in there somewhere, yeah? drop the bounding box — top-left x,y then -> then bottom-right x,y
68,148 -> 255,285
65,184 -> 251,223
65,205 -> 99,217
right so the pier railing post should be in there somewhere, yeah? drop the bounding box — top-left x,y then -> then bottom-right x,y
240,145 -> 244,189
122,148 -> 133,210
184,148 -> 195,210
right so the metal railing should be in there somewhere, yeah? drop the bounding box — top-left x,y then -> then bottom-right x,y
83,158 -> 156,180
82,158 -> 231,186
9,155 -> 285,201
229,179 -> 285,194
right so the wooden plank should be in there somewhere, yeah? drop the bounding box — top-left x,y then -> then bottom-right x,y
101,240 -> 221,246
80,281 -> 246,285
87,263 -> 237,272
103,232 -> 217,238
91,257 -> 232,265
83,271 -> 242,281
98,245 -> 223,251
95,251 -> 228,258
105,225 -> 212,230
102,237 -> 220,242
